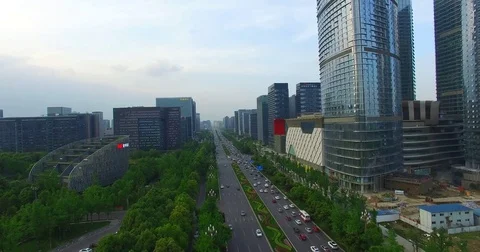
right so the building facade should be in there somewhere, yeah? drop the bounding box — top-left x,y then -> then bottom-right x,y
0,114 -> 100,152
419,204 -> 474,231
29,136 -> 130,192
462,0 -> 480,170
267,83 -> 289,146
317,0 -> 403,192
0,109 -> 3,118
155,97 -> 195,141
249,113 -> 258,140
285,115 -> 324,170
398,0 -> 416,100
295,82 -> 322,116
196,113 -> 201,133
403,101 -> 464,175
47,107 -> 72,116
113,107 -> 182,150
434,0 -> 464,121
289,95 -> 296,118
234,111 -> 239,134
92,111 -> 104,138
257,95 -> 269,145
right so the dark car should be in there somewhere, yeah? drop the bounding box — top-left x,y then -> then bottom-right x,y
272,199 -> 277,203
293,227 -> 300,233
299,233 -> 307,241
237,187 -> 240,191
285,216 -> 292,221
320,245 -> 331,252
313,225 -> 320,233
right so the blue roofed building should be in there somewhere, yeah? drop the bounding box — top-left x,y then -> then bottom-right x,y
376,209 -> 400,223
418,204 -> 474,230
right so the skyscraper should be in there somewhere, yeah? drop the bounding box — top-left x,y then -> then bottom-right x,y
317,0 -> 402,192
0,109 -> 3,118
398,0 -> 416,101
249,113 -> 258,140
434,0 -> 464,121
257,95 -> 269,145
289,95 -> 296,118
462,0 -> 480,169
295,82 -> 321,116
156,97 -> 195,141
92,111 -> 104,138
234,111 -> 239,134
47,107 -> 72,116
196,113 -> 201,133
267,83 -> 289,146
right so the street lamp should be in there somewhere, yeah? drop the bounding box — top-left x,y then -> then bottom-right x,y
208,189 -> 216,197
206,224 -> 217,237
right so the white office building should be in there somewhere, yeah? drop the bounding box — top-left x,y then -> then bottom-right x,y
419,204 -> 474,230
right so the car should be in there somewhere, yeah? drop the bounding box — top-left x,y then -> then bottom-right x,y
253,183 -> 257,186
283,196 -> 288,200
305,227 -> 313,233
79,249 -> 92,252
259,189 -> 263,193
241,211 -> 246,216
274,196 -> 281,200
272,199 -> 277,203
313,226 -> 320,232
220,185 -> 225,189
320,245 -> 330,252
264,189 -> 268,193
278,208 -> 284,213
264,183 -> 269,187
291,211 -> 297,217
289,204 -> 295,208
253,177 -> 257,180
283,205 -> 290,210
310,246 -> 320,252
226,185 -> 230,188
224,164 -> 226,167
285,216 -> 292,221
228,224 -> 233,230
237,187 -> 240,191
299,233 -> 307,241
293,227 -> 300,233
328,241 -> 339,250
256,229 -> 263,237
265,179 -> 269,182
295,219 -> 302,225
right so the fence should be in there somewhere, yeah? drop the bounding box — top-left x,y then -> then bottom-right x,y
400,215 -> 433,233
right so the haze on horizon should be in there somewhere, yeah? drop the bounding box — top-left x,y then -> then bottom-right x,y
0,0 -> 436,121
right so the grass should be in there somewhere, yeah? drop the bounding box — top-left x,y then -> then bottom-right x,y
451,231 -> 480,252
222,144 -> 231,156
232,164 -> 294,252
15,221 -> 110,252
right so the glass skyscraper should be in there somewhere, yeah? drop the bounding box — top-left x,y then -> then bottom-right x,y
434,0 -> 464,121
317,0 -> 403,192
462,0 -> 480,169
296,82 -> 322,116
398,0 -> 416,101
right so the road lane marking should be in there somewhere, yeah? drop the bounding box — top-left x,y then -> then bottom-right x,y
257,244 -> 262,252
247,245 -> 252,252
237,246 -> 240,252
242,229 -> 246,237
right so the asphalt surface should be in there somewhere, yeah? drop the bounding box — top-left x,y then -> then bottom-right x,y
220,134 -> 344,252
214,132 -> 272,252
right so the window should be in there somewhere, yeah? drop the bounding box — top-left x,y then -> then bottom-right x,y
466,219 -> 470,222
432,214 -> 436,217
432,221 -> 436,224
440,221 -> 444,224
440,213 -> 444,216
457,219 -> 461,222
465,212 -> 470,214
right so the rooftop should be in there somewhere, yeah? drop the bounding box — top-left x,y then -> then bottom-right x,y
418,204 -> 472,214
377,209 -> 400,216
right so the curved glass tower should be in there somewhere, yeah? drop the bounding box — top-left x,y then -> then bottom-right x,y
317,0 -> 403,192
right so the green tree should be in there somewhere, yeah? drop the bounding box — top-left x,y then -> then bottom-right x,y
424,228 -> 453,252
406,227 -> 423,252
153,237 -> 183,252
155,223 -> 188,249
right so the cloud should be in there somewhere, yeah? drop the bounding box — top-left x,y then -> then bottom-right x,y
144,61 -> 183,77
110,64 -> 128,72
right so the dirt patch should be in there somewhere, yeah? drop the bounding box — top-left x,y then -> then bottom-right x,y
450,231 -> 480,252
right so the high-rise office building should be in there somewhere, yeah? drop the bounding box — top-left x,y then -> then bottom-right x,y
289,95 -> 296,118
92,111 -> 104,138
398,0 -> 416,101
0,113 -> 100,152
249,113 -> 258,140
234,111 -> 239,134
196,113 -> 201,133
257,95 -> 269,145
113,107 -> 182,150
47,107 -> 72,116
267,83 -> 289,146
0,109 -> 3,118
156,97 -> 195,141
462,0 -> 480,169
223,116 -> 230,129
295,82 -> 321,116
193,101 -> 197,133
103,119 -> 111,129
317,0 -> 403,192
434,0 -> 464,121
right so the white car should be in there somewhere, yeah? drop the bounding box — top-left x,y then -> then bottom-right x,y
283,205 -> 290,210
264,189 -> 269,193
310,246 -> 320,252
328,241 -> 339,250
289,204 -> 295,208
220,185 -> 224,189
253,183 -> 257,187
283,196 -> 288,200
259,189 -> 264,193
79,249 -> 92,252
274,196 -> 281,200
256,229 -> 263,237
295,219 -> 302,225
264,183 -> 269,187
228,224 -> 233,230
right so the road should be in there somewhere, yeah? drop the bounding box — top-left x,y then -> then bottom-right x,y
214,132 -> 272,252
221,133 -> 343,252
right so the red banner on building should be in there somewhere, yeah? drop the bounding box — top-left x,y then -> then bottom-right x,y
274,118 -> 286,135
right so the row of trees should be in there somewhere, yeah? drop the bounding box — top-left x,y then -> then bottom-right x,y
222,131 -> 254,154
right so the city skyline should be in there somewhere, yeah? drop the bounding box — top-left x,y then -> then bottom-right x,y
1,0 -> 435,121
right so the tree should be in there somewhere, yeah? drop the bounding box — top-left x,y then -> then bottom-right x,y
424,228 -> 453,252
457,239 -> 468,252
406,227 -> 423,252
153,237 -> 183,252
155,223 -> 188,249
369,229 -> 403,252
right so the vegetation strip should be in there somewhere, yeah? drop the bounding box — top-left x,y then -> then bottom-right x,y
232,163 -> 294,252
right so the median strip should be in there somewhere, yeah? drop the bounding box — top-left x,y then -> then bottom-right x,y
232,163 -> 295,252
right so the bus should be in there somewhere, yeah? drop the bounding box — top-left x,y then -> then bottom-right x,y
299,210 -> 311,222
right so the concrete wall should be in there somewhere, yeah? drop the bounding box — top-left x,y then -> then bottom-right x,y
377,213 -> 400,223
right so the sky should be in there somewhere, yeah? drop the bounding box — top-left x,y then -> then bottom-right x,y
0,0 -> 436,121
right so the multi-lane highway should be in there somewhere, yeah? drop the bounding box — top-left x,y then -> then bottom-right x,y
218,131 -> 343,252
213,132 -> 272,252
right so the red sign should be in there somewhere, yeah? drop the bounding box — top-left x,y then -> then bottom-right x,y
274,119 -> 286,135
117,143 -> 130,149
